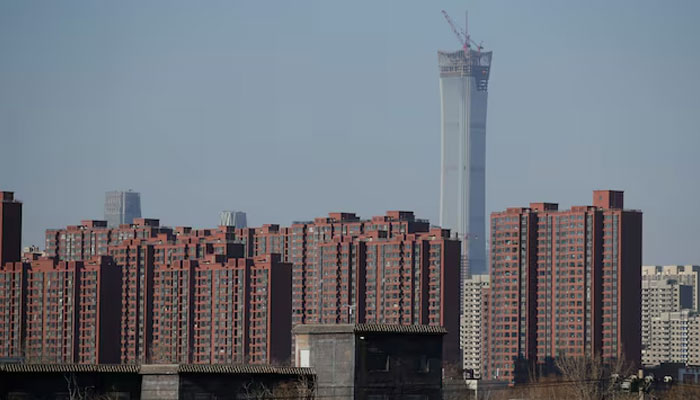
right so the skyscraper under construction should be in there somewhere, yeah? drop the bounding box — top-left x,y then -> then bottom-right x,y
439,11 -> 492,279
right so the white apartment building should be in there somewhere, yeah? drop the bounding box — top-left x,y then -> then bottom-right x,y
642,265 -> 700,311
642,265 -> 700,366
460,274 -> 489,377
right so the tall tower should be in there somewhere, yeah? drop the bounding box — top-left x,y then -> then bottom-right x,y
104,190 -> 142,227
438,13 -> 492,278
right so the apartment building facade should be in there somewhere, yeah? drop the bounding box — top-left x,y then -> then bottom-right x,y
485,190 -> 642,382
233,212 -> 460,360
461,274 -> 489,378
644,310 -> 700,366
641,265 -> 700,366
642,265 -> 700,311
0,256 -> 121,363
21,206 -> 460,364
149,255 -> 292,365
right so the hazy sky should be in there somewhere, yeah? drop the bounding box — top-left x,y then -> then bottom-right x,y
1,1 -> 699,265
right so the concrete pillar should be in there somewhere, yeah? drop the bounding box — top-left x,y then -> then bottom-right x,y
140,365 -> 179,400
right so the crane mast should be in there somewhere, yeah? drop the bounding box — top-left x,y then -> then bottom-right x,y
441,10 -> 484,58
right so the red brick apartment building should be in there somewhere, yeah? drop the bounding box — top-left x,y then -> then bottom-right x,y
233,212 -> 460,360
2,189 -> 460,364
484,190 -> 642,382
0,256 -> 120,363
149,254 -> 291,365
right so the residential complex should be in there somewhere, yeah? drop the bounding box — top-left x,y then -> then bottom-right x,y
460,274 -> 489,378
643,310 -> 700,367
484,190 -> 643,382
642,265 -> 700,311
0,256 -> 121,363
150,255 -> 292,365
1,190 -> 460,364
438,46 -> 492,278
104,190 -> 142,228
641,265 -> 700,366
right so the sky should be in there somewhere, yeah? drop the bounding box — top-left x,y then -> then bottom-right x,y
1,1 -> 699,265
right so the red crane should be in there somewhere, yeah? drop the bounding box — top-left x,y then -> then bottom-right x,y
441,10 -> 483,54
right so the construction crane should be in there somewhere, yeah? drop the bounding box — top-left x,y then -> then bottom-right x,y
441,10 -> 484,54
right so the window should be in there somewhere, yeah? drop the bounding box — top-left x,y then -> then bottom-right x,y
299,349 -> 310,368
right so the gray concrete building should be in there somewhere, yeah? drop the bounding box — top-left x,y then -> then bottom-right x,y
460,274 -> 489,378
104,190 -> 142,227
293,324 -> 445,400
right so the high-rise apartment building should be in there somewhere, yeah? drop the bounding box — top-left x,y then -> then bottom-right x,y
0,191 -> 22,266
642,265 -> 700,311
643,310 -> 700,366
0,256 -> 121,363
641,265 -> 700,366
438,46 -> 492,278
233,212 -> 461,361
220,210 -> 247,229
641,278 -> 693,366
689,315 -> 700,366
104,190 -> 142,227
150,255 -> 292,365
34,209 -> 460,363
484,190 -> 642,382
0,261 -> 26,359
461,274 -> 489,378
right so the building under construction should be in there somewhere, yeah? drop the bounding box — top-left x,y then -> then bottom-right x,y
438,12 -> 492,279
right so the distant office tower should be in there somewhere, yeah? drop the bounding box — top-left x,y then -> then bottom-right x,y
484,190 -> 642,382
220,210 -> 247,229
104,190 -> 141,227
641,265 -> 700,366
438,41 -> 492,281
461,274 -> 489,378
0,191 -> 22,266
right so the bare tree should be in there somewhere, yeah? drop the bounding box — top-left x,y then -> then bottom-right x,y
63,373 -> 121,400
661,383 -> 700,400
64,373 -> 99,400
441,361 -> 474,400
554,354 -> 634,400
290,375 -> 316,400
239,380 -> 273,400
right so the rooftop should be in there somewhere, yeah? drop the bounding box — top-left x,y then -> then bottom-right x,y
293,323 -> 447,335
0,363 -> 314,376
